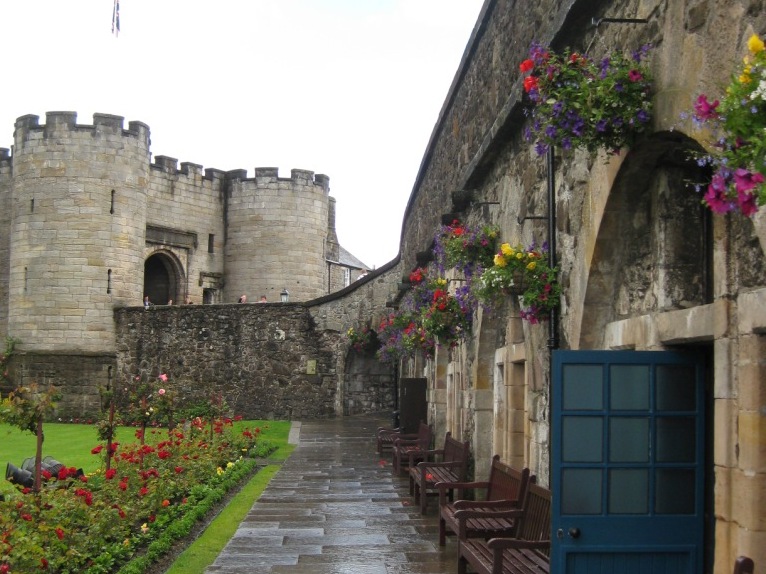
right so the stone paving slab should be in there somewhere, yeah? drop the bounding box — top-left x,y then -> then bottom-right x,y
205,414 -> 458,573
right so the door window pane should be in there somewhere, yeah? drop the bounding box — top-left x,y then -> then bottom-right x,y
563,365 -> 603,410
657,417 -> 696,462
655,469 -> 695,514
656,365 -> 696,411
609,469 -> 648,514
563,417 -> 603,462
562,468 -> 603,515
609,365 -> 649,410
609,418 -> 649,462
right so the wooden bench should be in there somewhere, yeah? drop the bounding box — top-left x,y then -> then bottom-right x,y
408,432 -> 470,514
734,556 -> 754,574
375,424 -> 402,454
391,421 -> 432,475
438,455 -> 534,546
457,481 -> 552,574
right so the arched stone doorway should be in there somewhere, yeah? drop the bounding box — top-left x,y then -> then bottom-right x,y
143,251 -> 184,305
579,132 -> 713,348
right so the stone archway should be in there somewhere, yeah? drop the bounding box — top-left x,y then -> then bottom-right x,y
579,131 -> 713,349
143,251 -> 184,305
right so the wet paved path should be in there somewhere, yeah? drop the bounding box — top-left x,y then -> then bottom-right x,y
206,413 -> 457,574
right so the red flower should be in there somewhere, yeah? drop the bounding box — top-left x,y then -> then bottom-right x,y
40,557 -> 49,569
628,69 -> 643,82
519,59 -> 534,72
157,450 -> 171,459
139,487 -> 149,496
41,470 -> 52,480
175,466 -> 184,474
118,481 -> 128,491
523,75 -> 539,93
21,514 -> 32,521
91,445 -> 103,455
162,499 -> 170,507
55,528 -> 64,540
105,468 -> 117,479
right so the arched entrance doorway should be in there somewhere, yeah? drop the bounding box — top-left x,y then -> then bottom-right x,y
144,252 -> 183,305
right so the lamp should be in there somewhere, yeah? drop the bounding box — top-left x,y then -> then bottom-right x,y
280,288 -> 289,303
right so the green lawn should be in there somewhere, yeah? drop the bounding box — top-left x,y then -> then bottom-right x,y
1,419 -> 295,573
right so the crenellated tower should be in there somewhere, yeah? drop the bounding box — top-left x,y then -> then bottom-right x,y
0,110 -> 361,414
9,112 -> 150,354
224,168 -> 331,302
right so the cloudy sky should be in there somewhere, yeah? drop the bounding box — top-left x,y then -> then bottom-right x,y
1,1 -> 485,269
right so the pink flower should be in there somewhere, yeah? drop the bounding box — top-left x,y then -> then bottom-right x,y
733,168 -> 764,193
737,189 -> 759,217
628,69 -> 643,82
158,373 -> 168,382
158,388 -> 166,396
703,172 -> 734,214
694,94 -> 719,120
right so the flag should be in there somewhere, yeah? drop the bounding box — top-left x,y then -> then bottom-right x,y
112,0 -> 120,36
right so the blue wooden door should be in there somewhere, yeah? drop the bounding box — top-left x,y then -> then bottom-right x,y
551,350 -> 705,573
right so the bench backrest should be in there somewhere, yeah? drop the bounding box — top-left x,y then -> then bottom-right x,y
516,482 -> 552,555
441,434 -> 470,478
733,556 -> 754,574
485,454 -> 535,504
415,422 -> 432,450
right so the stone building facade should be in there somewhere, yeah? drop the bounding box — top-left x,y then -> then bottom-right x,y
379,0 -> 766,571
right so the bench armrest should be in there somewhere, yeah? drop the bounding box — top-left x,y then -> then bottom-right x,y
435,480 -> 490,505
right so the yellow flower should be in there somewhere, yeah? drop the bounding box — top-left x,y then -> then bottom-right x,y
500,243 -> 513,256
141,523 -> 149,534
436,278 -> 447,286
123,539 -> 131,547
216,467 -> 224,475
526,261 -> 537,271
494,253 -> 507,267
226,461 -> 235,468
516,252 -> 524,260
748,34 -> 764,55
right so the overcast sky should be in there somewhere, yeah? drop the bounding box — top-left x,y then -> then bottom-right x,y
1,1 -> 485,269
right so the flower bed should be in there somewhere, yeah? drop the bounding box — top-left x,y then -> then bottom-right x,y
0,417 -> 270,573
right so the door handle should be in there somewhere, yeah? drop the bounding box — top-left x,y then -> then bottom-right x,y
568,527 -> 581,539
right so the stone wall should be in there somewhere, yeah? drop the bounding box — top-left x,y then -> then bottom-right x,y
114,303 -> 340,420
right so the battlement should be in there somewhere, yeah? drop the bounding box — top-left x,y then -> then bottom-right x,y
13,111 -> 150,152
150,155 -> 227,182
227,167 -> 330,192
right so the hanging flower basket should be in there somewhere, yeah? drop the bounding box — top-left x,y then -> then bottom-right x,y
519,42 -> 654,156
690,34 -> 766,216
476,243 -> 560,323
